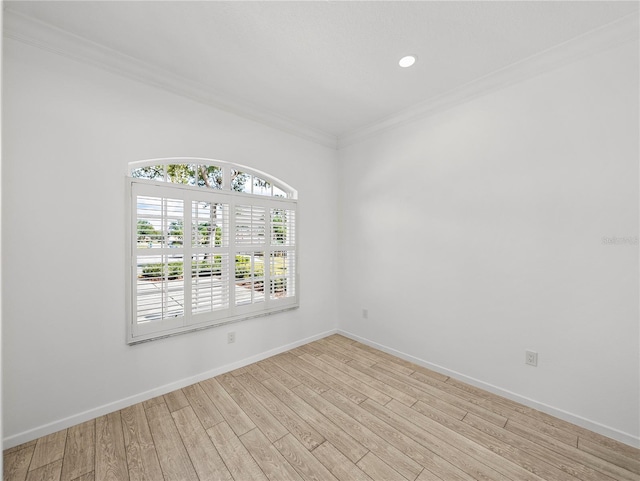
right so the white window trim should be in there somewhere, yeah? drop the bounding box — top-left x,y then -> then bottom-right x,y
125,158 -> 298,345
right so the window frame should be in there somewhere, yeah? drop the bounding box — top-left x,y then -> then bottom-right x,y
125,158 -> 298,345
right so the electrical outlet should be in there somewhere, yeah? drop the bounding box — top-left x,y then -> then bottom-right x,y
362,309 -> 368,319
525,350 -> 538,366
227,332 -> 236,344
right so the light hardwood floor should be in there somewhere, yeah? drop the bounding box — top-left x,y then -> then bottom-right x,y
4,334 -> 639,481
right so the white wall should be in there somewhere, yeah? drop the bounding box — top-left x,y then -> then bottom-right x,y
3,24 -> 638,449
338,40 -> 639,445
2,39 -> 338,445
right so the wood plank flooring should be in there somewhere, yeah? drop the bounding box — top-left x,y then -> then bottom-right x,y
4,334 -> 639,481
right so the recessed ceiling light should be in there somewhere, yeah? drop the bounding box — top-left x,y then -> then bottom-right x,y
399,55 -> 417,68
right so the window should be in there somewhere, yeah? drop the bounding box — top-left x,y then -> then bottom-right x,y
126,158 -> 298,344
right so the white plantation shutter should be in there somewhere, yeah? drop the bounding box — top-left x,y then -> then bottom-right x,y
235,205 -> 266,245
270,251 -> 295,300
234,251 -> 265,306
234,204 -> 267,307
192,253 -> 229,314
127,159 -> 297,344
191,200 -> 230,316
271,208 -> 295,245
270,208 -> 296,300
134,191 -> 185,335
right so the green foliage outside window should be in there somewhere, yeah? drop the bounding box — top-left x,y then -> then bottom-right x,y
132,164 -> 249,191
140,257 -> 224,280
234,255 -> 264,279
137,219 -> 161,242
141,262 -> 184,280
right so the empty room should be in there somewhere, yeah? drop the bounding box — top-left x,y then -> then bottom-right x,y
2,1 -> 639,480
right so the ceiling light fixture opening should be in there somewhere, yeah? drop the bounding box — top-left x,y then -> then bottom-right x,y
399,55 -> 417,68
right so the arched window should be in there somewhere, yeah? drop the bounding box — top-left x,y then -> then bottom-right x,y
126,158 -> 298,344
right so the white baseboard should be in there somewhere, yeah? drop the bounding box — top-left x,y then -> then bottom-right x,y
338,329 -> 640,448
3,328 -> 338,449
7,326 -> 638,449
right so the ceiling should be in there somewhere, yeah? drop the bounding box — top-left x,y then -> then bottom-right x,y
5,1 -> 639,144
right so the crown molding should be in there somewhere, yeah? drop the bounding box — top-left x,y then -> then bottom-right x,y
3,9 -> 338,149
338,12 -> 639,149
4,9 -> 637,151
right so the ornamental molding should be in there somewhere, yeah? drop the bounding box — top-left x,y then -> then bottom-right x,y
4,9 -> 638,150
